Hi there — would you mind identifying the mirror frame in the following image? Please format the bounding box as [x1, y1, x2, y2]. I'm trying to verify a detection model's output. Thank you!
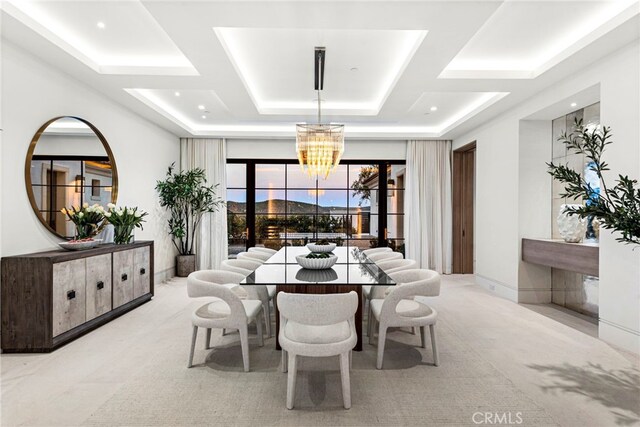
[24, 116, 119, 240]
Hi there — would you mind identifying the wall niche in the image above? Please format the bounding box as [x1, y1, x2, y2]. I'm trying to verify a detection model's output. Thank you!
[550, 102, 600, 318]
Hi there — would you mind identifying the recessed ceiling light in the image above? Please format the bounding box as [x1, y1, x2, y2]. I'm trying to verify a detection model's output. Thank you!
[201, 115, 207, 119]
[570, 102, 577, 107]
[430, 106, 438, 111]
[174, 91, 180, 97]
[96, 22, 105, 29]
[198, 105, 205, 110]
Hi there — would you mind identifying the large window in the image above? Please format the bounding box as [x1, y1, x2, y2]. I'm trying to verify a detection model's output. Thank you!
[226, 160, 405, 257]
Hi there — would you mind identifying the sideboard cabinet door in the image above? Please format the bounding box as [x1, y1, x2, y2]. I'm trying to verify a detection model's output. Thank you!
[52, 259, 87, 337]
[133, 247, 151, 299]
[113, 250, 134, 308]
[86, 254, 112, 320]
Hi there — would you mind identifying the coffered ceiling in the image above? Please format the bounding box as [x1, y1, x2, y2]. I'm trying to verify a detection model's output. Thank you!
[2, 0, 638, 139]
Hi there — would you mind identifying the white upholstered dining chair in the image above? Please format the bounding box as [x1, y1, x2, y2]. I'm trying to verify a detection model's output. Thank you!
[363, 258, 418, 337]
[278, 292, 358, 409]
[238, 251, 271, 263]
[367, 251, 403, 263]
[220, 259, 262, 275]
[376, 258, 418, 275]
[362, 247, 392, 256]
[220, 259, 276, 337]
[369, 269, 440, 369]
[249, 247, 278, 256]
[187, 270, 264, 371]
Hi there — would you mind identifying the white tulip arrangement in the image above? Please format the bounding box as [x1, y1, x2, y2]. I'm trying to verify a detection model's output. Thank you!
[60, 203, 106, 240]
[105, 204, 148, 244]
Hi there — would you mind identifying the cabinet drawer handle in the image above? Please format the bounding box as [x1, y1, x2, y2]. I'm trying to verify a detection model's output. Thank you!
[97, 281, 104, 290]
[140, 268, 146, 275]
[121, 273, 128, 281]
[67, 290, 76, 300]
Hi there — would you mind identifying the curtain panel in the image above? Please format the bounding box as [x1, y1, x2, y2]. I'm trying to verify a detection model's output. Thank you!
[180, 138, 228, 269]
[405, 140, 453, 274]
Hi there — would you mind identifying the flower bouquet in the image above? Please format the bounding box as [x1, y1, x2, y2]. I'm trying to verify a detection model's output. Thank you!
[60, 203, 106, 240]
[105, 204, 148, 244]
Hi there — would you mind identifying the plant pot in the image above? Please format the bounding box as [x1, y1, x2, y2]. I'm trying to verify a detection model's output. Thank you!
[176, 254, 196, 277]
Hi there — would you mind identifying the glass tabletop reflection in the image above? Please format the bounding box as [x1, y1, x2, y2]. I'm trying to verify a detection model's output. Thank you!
[241, 246, 395, 286]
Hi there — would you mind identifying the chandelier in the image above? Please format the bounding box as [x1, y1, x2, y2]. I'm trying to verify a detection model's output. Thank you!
[296, 47, 344, 179]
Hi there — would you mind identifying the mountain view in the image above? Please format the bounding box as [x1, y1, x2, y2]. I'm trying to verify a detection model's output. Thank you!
[227, 199, 370, 215]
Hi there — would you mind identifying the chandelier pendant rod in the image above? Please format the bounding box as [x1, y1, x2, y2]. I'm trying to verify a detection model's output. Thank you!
[318, 88, 321, 124]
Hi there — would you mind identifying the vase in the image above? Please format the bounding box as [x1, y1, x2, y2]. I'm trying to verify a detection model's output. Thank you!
[557, 204, 587, 243]
[176, 254, 196, 277]
[75, 224, 96, 240]
[113, 225, 135, 244]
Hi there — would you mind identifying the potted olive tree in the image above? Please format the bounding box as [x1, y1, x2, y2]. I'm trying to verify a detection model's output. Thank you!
[548, 119, 640, 245]
[156, 164, 224, 276]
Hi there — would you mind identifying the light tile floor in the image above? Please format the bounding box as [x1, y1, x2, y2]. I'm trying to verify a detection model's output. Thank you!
[1, 275, 638, 426]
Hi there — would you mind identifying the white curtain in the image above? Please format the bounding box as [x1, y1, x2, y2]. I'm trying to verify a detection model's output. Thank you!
[405, 140, 452, 274]
[180, 138, 228, 269]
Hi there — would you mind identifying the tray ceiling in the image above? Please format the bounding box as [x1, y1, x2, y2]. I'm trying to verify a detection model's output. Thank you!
[2, 0, 638, 139]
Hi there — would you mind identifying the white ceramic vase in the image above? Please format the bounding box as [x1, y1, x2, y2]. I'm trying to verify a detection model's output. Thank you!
[557, 204, 587, 243]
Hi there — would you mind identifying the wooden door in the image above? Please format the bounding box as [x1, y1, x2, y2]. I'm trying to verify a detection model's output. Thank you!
[86, 254, 112, 320]
[453, 142, 475, 274]
[52, 259, 86, 336]
[113, 250, 134, 308]
[133, 247, 150, 299]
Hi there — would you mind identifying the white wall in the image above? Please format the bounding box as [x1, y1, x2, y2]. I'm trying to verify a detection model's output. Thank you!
[453, 41, 640, 353]
[227, 139, 407, 160]
[517, 121, 552, 303]
[1, 42, 180, 281]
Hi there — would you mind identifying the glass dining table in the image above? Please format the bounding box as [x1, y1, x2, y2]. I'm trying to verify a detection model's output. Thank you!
[241, 246, 396, 351]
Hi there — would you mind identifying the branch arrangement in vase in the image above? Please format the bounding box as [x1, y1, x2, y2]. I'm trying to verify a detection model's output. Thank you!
[60, 203, 106, 240]
[547, 119, 640, 245]
[155, 163, 225, 255]
[105, 204, 148, 244]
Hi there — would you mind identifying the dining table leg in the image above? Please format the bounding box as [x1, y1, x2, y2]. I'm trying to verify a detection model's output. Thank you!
[274, 284, 363, 351]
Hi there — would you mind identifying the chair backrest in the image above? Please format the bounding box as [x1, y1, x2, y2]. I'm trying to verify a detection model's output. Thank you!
[220, 262, 251, 276]
[387, 268, 440, 297]
[238, 251, 270, 262]
[362, 247, 392, 256]
[277, 292, 358, 326]
[249, 247, 278, 255]
[368, 251, 403, 263]
[381, 269, 440, 321]
[219, 260, 269, 302]
[376, 258, 417, 274]
[187, 270, 247, 320]
[221, 259, 261, 276]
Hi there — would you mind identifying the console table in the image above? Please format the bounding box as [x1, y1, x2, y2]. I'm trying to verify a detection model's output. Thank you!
[521, 238, 599, 276]
[1, 241, 154, 352]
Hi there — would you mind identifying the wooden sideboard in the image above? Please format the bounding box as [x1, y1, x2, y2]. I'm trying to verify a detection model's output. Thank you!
[1, 241, 154, 352]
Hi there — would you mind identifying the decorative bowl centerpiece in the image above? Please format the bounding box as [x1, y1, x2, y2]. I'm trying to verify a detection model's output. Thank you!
[296, 252, 338, 270]
[59, 238, 103, 251]
[306, 239, 336, 253]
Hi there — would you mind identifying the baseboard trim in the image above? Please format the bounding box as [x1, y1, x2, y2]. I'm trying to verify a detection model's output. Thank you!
[154, 266, 175, 284]
[475, 274, 518, 302]
[599, 318, 640, 354]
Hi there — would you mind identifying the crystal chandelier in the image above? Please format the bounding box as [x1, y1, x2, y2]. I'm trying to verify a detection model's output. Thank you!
[296, 47, 344, 179]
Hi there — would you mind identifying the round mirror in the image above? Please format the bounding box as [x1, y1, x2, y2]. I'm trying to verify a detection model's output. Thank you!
[25, 117, 118, 239]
